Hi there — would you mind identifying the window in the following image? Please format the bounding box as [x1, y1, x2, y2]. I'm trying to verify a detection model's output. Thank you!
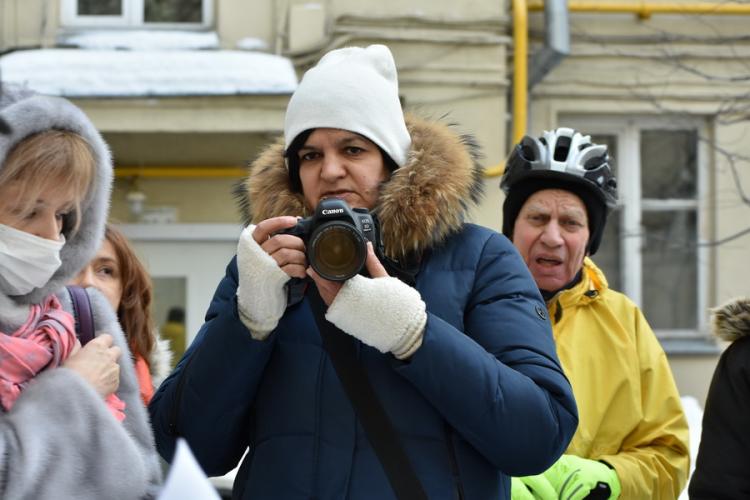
[61, 0, 212, 28]
[563, 116, 709, 337]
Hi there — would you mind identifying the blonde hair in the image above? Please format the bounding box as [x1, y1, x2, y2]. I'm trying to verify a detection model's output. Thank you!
[0, 130, 95, 233]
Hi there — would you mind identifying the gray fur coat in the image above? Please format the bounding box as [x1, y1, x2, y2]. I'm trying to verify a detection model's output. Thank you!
[0, 85, 162, 499]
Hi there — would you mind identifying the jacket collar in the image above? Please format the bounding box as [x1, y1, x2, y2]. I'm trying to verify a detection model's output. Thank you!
[235, 114, 485, 263]
[548, 258, 608, 322]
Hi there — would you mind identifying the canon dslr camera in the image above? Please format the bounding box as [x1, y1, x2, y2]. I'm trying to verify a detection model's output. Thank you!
[280, 198, 383, 281]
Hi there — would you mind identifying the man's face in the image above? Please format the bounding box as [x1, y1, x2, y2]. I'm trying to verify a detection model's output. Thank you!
[512, 188, 590, 292]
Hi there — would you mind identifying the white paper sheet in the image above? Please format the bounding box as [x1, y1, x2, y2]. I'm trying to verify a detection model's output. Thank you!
[157, 438, 220, 500]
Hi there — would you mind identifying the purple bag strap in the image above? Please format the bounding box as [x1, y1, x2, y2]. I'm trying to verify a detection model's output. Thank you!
[66, 285, 95, 345]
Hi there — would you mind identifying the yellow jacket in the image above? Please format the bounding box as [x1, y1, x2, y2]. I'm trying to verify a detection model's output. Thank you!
[548, 258, 689, 499]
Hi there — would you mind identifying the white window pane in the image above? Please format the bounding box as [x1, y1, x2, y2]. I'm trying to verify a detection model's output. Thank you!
[78, 0, 122, 15]
[641, 130, 697, 199]
[144, 0, 203, 23]
[641, 210, 698, 329]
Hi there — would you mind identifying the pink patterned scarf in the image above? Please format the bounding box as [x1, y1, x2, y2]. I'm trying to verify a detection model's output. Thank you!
[0, 295, 126, 421]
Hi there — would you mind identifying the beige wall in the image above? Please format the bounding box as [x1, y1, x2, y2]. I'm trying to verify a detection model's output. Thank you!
[713, 121, 750, 302]
[217, 0, 274, 50]
[110, 177, 240, 223]
[0, 0, 58, 50]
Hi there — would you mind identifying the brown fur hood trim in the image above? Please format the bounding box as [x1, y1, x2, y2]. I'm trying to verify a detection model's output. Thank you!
[235, 115, 484, 262]
[711, 297, 750, 342]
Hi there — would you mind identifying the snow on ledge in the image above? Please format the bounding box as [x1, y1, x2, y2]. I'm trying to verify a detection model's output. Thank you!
[58, 30, 221, 50]
[0, 49, 297, 97]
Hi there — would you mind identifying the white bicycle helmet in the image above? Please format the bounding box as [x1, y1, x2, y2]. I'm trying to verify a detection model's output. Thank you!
[501, 127, 617, 209]
[500, 128, 618, 255]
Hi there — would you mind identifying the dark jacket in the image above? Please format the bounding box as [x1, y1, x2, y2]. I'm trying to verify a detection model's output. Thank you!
[150, 116, 578, 499]
[690, 297, 750, 499]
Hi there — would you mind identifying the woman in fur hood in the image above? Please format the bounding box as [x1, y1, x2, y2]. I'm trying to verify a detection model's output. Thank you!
[689, 297, 750, 499]
[0, 85, 161, 499]
[150, 44, 577, 499]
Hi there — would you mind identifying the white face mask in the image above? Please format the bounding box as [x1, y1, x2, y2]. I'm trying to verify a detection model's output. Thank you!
[0, 224, 65, 296]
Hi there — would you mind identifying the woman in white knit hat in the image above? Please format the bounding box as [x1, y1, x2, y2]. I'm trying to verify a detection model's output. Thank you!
[0, 84, 161, 499]
[150, 44, 577, 499]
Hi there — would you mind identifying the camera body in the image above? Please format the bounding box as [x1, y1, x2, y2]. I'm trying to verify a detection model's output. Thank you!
[280, 198, 383, 281]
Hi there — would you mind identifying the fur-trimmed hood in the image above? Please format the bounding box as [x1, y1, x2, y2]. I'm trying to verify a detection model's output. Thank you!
[149, 332, 174, 390]
[236, 115, 484, 262]
[0, 85, 111, 327]
[711, 297, 750, 342]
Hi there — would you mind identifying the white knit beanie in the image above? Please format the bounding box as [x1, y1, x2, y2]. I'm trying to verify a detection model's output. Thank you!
[284, 44, 411, 169]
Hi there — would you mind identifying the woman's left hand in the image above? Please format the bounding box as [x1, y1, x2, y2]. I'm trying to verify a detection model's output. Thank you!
[307, 242, 387, 305]
[315, 242, 427, 359]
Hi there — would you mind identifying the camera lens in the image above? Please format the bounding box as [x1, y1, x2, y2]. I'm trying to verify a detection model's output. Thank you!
[309, 222, 366, 281]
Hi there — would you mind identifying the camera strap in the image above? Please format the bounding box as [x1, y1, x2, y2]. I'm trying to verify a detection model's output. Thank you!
[307, 287, 428, 500]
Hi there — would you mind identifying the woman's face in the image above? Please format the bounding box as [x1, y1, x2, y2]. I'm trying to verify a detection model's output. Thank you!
[0, 180, 73, 241]
[71, 239, 123, 312]
[297, 128, 389, 211]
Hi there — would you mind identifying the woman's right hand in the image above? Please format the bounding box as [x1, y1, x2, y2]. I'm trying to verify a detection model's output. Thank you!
[63, 334, 122, 398]
[252, 216, 308, 279]
[236, 217, 304, 339]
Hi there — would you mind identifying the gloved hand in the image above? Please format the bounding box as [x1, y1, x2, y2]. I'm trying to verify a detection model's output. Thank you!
[236, 224, 291, 340]
[324, 273, 427, 359]
[511, 475, 556, 500]
[543, 455, 621, 500]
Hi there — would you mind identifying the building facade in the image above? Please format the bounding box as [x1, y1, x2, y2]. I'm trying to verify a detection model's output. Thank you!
[3, 0, 749, 405]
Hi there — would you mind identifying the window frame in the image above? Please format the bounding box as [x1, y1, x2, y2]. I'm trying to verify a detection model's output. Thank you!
[562, 115, 710, 338]
[60, 0, 213, 29]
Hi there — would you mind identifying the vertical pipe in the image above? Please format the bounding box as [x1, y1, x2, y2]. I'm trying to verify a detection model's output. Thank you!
[483, 0, 528, 177]
[512, 0, 529, 144]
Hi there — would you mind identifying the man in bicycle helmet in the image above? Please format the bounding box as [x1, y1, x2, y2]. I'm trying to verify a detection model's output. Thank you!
[502, 128, 689, 500]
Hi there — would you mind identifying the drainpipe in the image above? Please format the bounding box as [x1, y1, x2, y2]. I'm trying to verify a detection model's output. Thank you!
[487, 0, 569, 178]
[529, 0, 570, 88]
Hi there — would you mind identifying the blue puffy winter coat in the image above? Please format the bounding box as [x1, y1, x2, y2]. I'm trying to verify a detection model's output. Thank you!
[150, 116, 577, 499]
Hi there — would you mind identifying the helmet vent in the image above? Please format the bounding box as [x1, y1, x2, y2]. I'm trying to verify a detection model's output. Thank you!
[553, 136, 571, 161]
[584, 155, 606, 170]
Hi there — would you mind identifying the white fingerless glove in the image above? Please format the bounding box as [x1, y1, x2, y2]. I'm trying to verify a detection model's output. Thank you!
[236, 225, 290, 340]
[325, 275, 427, 360]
